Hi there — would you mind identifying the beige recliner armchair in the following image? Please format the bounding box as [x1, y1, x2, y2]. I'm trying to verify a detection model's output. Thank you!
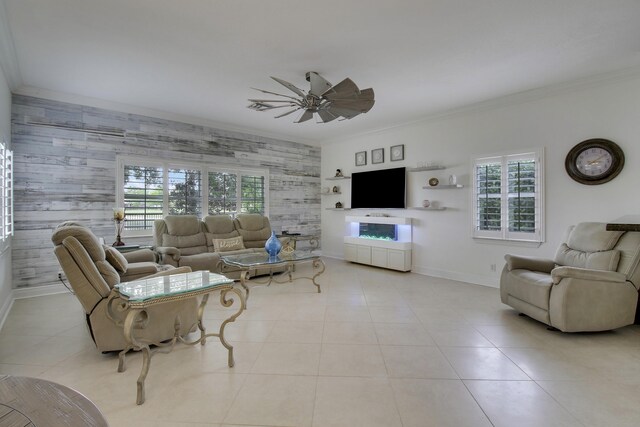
[500, 222, 640, 332]
[52, 223, 197, 352]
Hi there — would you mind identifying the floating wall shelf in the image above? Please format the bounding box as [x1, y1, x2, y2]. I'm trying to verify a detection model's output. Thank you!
[325, 176, 351, 180]
[422, 184, 464, 189]
[407, 166, 446, 172]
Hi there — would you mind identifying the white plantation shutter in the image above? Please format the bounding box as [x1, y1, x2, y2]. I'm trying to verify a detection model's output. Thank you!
[0, 141, 12, 241]
[473, 149, 544, 242]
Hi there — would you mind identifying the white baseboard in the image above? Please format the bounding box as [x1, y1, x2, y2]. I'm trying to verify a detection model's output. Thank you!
[12, 283, 69, 300]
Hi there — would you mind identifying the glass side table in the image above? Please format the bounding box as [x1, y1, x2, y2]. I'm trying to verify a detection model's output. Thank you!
[108, 271, 244, 405]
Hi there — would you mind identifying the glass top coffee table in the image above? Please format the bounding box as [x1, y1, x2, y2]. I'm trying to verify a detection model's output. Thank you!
[109, 271, 244, 405]
[221, 251, 325, 303]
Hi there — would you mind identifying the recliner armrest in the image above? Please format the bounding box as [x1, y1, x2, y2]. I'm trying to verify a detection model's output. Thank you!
[551, 266, 627, 285]
[156, 246, 181, 261]
[504, 254, 555, 273]
[122, 248, 156, 263]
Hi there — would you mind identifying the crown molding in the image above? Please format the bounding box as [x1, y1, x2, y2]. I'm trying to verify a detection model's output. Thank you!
[322, 65, 640, 145]
[0, 0, 22, 90]
[12, 85, 320, 147]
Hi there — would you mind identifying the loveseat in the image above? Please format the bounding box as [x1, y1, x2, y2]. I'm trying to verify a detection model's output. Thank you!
[153, 214, 286, 278]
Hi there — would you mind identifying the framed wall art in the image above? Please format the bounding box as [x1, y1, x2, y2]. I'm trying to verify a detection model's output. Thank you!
[355, 151, 367, 166]
[390, 144, 404, 161]
[372, 148, 384, 164]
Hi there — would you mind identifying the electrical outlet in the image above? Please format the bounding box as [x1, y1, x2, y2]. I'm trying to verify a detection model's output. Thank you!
[490, 264, 497, 272]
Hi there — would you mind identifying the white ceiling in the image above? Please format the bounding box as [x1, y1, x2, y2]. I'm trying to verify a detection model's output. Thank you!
[3, 0, 640, 145]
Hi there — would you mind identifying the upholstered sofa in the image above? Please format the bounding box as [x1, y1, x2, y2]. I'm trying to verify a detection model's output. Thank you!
[52, 222, 196, 352]
[153, 214, 285, 278]
[500, 222, 640, 332]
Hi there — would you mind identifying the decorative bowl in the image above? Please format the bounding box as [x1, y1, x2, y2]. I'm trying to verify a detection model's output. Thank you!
[428, 177, 439, 186]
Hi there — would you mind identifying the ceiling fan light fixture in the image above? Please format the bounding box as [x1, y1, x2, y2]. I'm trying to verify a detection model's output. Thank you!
[248, 71, 374, 123]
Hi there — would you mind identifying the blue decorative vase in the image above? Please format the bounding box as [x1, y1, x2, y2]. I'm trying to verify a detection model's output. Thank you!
[265, 231, 282, 257]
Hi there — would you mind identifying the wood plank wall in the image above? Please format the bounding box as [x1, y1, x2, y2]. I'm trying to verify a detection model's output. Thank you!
[12, 95, 321, 289]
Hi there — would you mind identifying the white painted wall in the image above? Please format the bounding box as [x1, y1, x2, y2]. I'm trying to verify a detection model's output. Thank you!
[0, 63, 12, 320]
[321, 74, 640, 287]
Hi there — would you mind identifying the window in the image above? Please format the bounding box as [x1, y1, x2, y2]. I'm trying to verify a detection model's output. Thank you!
[0, 140, 12, 241]
[117, 157, 268, 235]
[472, 149, 544, 242]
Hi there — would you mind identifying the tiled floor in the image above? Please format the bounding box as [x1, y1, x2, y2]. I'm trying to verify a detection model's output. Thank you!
[2, 258, 640, 426]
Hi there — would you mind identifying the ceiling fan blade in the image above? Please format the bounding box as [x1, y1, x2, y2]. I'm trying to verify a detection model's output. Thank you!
[251, 87, 299, 101]
[271, 76, 306, 97]
[329, 98, 375, 113]
[274, 107, 301, 119]
[308, 72, 333, 97]
[248, 102, 301, 111]
[326, 106, 363, 119]
[322, 78, 360, 100]
[295, 109, 314, 123]
[316, 109, 338, 123]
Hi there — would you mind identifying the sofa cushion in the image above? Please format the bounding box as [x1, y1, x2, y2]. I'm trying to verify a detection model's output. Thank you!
[504, 269, 553, 310]
[121, 262, 161, 282]
[204, 215, 236, 234]
[104, 246, 129, 272]
[554, 244, 621, 271]
[567, 222, 625, 252]
[213, 236, 245, 252]
[235, 214, 268, 231]
[162, 232, 208, 255]
[164, 215, 201, 236]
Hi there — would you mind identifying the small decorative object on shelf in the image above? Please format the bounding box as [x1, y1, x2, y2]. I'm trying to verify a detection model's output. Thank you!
[422, 200, 431, 208]
[448, 174, 457, 185]
[112, 207, 126, 246]
[428, 177, 439, 186]
[335, 201, 343, 208]
[322, 186, 330, 194]
[332, 186, 339, 193]
[335, 169, 343, 177]
[265, 230, 282, 257]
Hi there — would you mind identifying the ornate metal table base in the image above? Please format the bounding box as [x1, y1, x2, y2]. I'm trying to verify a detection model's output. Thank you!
[110, 286, 244, 405]
[239, 258, 325, 304]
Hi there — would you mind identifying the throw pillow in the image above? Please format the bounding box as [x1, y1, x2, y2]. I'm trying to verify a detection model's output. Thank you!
[104, 246, 129, 272]
[212, 236, 245, 252]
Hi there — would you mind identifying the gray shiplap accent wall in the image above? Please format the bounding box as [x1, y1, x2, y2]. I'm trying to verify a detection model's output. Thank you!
[12, 95, 321, 288]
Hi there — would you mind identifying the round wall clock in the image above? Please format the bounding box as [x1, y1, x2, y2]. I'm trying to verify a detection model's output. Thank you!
[565, 138, 624, 185]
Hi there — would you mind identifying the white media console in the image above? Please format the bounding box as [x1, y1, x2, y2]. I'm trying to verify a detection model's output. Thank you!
[343, 216, 412, 271]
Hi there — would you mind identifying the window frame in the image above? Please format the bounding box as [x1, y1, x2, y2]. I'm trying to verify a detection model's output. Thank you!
[472, 148, 544, 243]
[0, 138, 13, 246]
[116, 156, 269, 237]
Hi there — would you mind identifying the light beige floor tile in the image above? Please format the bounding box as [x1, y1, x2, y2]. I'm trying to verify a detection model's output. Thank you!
[441, 347, 530, 380]
[538, 380, 640, 427]
[391, 378, 492, 427]
[368, 306, 419, 323]
[411, 306, 469, 326]
[373, 322, 435, 346]
[0, 333, 50, 361]
[324, 305, 371, 322]
[223, 320, 276, 342]
[500, 346, 597, 381]
[313, 376, 403, 427]
[0, 363, 49, 376]
[465, 380, 583, 427]
[363, 291, 409, 307]
[325, 291, 367, 306]
[322, 321, 377, 344]
[475, 324, 549, 348]
[279, 303, 327, 321]
[0, 334, 95, 365]
[427, 325, 495, 347]
[230, 304, 284, 321]
[224, 374, 316, 427]
[251, 342, 321, 375]
[319, 344, 387, 377]
[381, 345, 458, 379]
[265, 320, 324, 343]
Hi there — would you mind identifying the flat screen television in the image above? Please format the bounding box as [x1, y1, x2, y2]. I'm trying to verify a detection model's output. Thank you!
[351, 167, 406, 209]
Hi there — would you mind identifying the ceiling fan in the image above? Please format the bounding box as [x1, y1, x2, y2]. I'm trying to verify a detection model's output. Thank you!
[248, 72, 375, 123]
